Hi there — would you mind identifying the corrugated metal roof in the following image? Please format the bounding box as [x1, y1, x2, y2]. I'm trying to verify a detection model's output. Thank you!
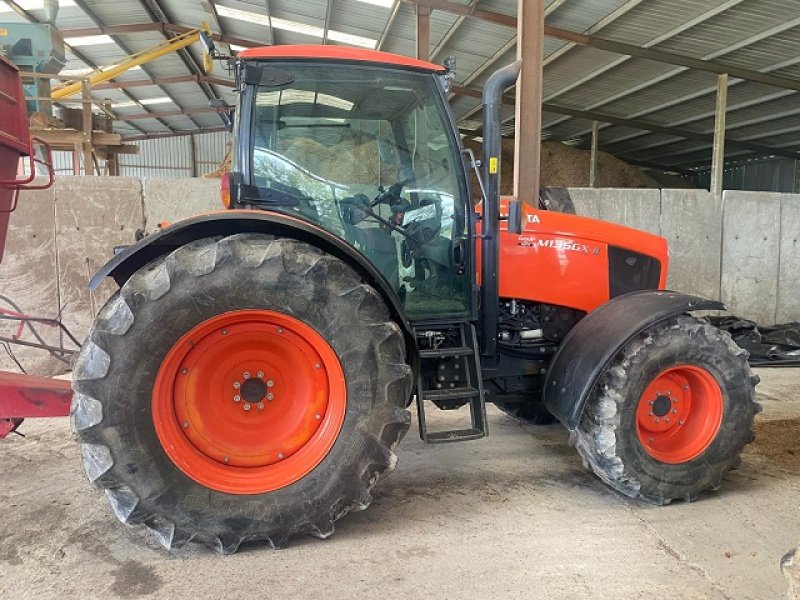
[2, 0, 798, 171]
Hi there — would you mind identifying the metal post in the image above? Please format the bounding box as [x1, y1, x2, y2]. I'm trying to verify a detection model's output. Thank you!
[589, 120, 599, 187]
[190, 134, 198, 178]
[513, 0, 545, 206]
[81, 80, 94, 176]
[415, 4, 431, 167]
[104, 100, 119, 176]
[416, 4, 431, 62]
[710, 73, 729, 197]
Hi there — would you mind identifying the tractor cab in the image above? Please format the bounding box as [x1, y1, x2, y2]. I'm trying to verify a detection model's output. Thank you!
[232, 47, 472, 321]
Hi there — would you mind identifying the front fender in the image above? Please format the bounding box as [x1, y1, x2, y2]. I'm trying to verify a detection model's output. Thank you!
[543, 290, 725, 430]
[89, 210, 414, 350]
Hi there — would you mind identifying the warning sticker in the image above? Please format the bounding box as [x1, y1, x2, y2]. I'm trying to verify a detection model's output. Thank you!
[489, 156, 498, 174]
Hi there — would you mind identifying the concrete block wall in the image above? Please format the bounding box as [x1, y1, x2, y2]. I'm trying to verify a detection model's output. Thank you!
[569, 188, 798, 324]
[0, 177, 219, 375]
[721, 191, 800, 325]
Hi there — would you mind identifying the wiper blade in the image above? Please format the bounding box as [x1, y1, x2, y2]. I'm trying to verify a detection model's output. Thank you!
[240, 183, 302, 206]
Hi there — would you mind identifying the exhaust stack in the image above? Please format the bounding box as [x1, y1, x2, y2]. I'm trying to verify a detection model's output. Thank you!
[480, 59, 521, 360]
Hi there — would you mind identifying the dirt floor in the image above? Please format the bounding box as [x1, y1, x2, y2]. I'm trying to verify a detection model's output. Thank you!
[1, 368, 799, 599]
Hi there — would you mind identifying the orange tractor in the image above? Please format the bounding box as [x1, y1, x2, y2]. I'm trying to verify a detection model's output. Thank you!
[3, 46, 758, 553]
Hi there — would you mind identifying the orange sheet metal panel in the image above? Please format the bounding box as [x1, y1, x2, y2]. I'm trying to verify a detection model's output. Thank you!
[477, 199, 669, 314]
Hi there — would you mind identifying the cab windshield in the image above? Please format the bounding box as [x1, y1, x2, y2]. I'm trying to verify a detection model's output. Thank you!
[247, 61, 469, 319]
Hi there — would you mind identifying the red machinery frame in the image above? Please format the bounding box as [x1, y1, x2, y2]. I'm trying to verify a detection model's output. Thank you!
[0, 55, 71, 439]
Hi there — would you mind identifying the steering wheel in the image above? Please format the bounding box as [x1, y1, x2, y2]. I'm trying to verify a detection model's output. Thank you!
[372, 176, 415, 209]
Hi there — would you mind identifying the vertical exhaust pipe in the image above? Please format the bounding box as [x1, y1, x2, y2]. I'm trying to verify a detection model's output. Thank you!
[480, 59, 521, 360]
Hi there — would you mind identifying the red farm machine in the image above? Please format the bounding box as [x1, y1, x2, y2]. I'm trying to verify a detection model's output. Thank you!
[1, 45, 759, 554]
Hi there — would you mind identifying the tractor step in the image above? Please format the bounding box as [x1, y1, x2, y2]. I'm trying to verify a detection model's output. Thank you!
[421, 386, 479, 401]
[418, 346, 473, 358]
[426, 428, 485, 443]
[414, 323, 487, 444]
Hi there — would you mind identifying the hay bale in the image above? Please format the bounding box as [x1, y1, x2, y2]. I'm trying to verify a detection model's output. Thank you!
[463, 138, 687, 196]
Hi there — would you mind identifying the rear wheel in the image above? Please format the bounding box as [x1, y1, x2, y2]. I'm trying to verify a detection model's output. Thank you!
[574, 315, 759, 504]
[71, 234, 412, 553]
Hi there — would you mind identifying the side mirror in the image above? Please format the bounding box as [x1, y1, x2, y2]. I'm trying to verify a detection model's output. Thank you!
[199, 30, 218, 58]
[507, 198, 523, 235]
[209, 98, 233, 130]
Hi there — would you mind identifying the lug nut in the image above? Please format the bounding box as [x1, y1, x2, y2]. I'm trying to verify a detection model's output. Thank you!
[267, 393, 274, 401]
[257, 402, 264, 410]
[233, 382, 240, 389]
[257, 371, 264, 379]
[666, 391, 671, 396]
[266, 380, 274, 388]
[649, 411, 654, 416]
[243, 404, 251, 411]
[655, 418, 660, 423]
[234, 395, 241, 402]
[672, 409, 678, 414]
[243, 371, 250, 379]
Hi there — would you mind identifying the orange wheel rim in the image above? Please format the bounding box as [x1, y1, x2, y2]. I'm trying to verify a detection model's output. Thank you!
[152, 310, 347, 495]
[635, 365, 723, 464]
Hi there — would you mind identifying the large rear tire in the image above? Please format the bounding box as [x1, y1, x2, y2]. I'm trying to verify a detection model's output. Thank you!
[71, 234, 412, 553]
[573, 315, 759, 504]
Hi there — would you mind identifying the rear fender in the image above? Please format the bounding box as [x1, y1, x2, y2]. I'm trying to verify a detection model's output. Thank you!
[89, 210, 415, 357]
[543, 290, 725, 430]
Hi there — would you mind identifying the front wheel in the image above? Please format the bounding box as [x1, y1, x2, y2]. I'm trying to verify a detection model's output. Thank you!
[71, 234, 413, 553]
[574, 315, 759, 504]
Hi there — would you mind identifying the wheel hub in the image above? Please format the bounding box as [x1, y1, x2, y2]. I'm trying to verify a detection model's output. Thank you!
[635, 365, 724, 464]
[239, 376, 268, 403]
[152, 310, 347, 494]
[651, 394, 672, 417]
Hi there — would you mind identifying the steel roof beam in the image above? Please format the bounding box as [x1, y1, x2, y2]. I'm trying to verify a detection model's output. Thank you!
[125, 126, 230, 141]
[540, 0, 745, 123]
[116, 106, 219, 122]
[70, 0, 201, 130]
[377, 1, 403, 51]
[448, 84, 800, 161]
[264, 0, 276, 45]
[402, 0, 800, 92]
[137, 0, 216, 103]
[554, 16, 800, 142]
[61, 22, 261, 50]
[454, 0, 661, 126]
[93, 75, 234, 90]
[429, 0, 480, 64]
[323, 0, 333, 44]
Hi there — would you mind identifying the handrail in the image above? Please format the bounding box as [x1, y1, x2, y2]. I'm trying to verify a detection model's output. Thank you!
[0, 137, 55, 213]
